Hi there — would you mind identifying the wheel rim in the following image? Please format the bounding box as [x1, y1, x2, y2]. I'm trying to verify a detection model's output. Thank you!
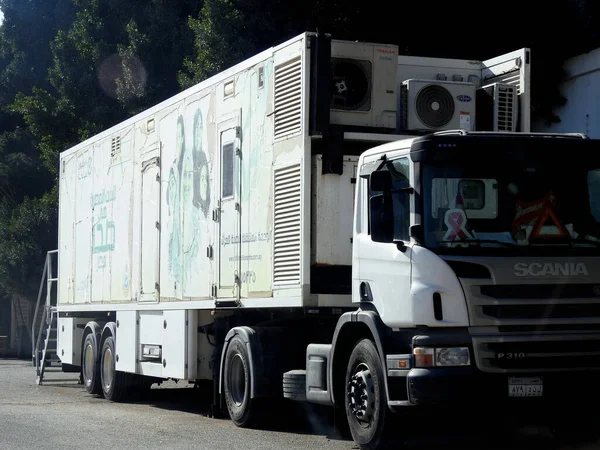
[102, 345, 114, 391]
[347, 362, 375, 426]
[83, 342, 94, 385]
[229, 354, 246, 406]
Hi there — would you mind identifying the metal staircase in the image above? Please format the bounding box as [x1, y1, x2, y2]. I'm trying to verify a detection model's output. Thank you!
[32, 250, 61, 385]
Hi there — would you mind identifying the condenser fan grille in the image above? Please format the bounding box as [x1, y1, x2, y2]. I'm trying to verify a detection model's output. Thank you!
[330, 58, 372, 112]
[415, 84, 455, 128]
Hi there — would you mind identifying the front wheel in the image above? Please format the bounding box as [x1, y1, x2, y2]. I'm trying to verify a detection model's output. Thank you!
[100, 336, 130, 402]
[223, 335, 259, 427]
[345, 339, 387, 450]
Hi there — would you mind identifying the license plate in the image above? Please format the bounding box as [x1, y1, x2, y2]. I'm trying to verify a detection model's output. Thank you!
[508, 376, 543, 397]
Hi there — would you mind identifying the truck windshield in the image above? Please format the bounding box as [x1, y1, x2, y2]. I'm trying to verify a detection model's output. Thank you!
[421, 160, 600, 255]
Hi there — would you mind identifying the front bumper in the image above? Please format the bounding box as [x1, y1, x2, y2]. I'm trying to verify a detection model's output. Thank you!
[388, 366, 600, 411]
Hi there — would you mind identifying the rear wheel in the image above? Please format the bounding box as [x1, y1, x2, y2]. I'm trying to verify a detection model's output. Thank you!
[345, 339, 387, 450]
[82, 332, 102, 395]
[100, 335, 130, 402]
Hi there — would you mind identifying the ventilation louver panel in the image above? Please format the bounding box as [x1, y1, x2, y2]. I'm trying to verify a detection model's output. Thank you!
[274, 57, 302, 139]
[111, 136, 121, 157]
[273, 164, 302, 286]
[484, 70, 521, 95]
[495, 84, 517, 131]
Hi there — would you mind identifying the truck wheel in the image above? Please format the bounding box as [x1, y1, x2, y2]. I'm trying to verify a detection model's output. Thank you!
[100, 336, 130, 402]
[223, 335, 259, 427]
[345, 339, 387, 450]
[82, 333, 102, 395]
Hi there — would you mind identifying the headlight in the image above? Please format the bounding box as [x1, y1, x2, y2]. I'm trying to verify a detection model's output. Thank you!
[435, 347, 470, 366]
[414, 347, 471, 367]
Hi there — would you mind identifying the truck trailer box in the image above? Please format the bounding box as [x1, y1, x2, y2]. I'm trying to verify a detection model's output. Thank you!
[57, 33, 365, 311]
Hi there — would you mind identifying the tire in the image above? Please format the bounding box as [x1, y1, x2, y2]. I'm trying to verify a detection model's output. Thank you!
[345, 339, 387, 450]
[82, 332, 102, 395]
[100, 336, 131, 402]
[223, 335, 259, 427]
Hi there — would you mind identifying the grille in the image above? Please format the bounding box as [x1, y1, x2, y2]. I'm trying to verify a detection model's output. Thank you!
[453, 263, 600, 373]
[461, 278, 600, 328]
[495, 84, 517, 132]
[272, 164, 302, 285]
[474, 335, 600, 372]
[274, 57, 302, 139]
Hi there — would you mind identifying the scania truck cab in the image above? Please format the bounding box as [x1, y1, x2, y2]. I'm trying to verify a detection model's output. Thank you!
[337, 130, 600, 446]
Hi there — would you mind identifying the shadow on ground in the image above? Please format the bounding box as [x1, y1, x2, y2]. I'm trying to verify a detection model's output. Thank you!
[24, 361, 599, 450]
[104, 383, 599, 450]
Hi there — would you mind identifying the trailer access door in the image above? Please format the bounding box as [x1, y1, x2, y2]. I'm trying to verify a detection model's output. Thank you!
[215, 113, 242, 301]
[139, 148, 161, 302]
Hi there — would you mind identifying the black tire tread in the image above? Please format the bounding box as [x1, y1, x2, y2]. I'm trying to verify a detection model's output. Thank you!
[345, 338, 387, 450]
[101, 335, 131, 402]
[224, 337, 257, 428]
[82, 332, 102, 395]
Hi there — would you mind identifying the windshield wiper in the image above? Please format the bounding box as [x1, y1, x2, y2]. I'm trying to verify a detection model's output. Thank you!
[438, 239, 517, 248]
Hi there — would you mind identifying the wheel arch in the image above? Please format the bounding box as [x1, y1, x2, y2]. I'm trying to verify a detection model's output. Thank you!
[100, 321, 117, 347]
[81, 321, 102, 359]
[218, 326, 262, 400]
[329, 309, 390, 407]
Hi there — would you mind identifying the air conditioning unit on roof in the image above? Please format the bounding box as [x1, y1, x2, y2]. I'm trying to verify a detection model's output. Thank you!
[401, 79, 476, 132]
[476, 82, 518, 132]
[329, 40, 398, 129]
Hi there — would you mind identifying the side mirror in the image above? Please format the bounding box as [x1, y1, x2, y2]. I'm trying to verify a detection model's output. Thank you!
[370, 194, 394, 243]
[369, 170, 392, 192]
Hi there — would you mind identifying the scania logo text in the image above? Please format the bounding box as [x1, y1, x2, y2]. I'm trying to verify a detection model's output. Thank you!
[513, 262, 588, 277]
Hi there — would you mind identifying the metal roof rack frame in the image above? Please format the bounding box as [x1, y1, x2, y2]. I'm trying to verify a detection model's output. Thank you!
[431, 130, 589, 139]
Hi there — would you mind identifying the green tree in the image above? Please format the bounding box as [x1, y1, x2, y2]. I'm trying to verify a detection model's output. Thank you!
[0, 193, 57, 299]
[0, 0, 71, 305]
[12, 0, 201, 175]
[179, 0, 305, 88]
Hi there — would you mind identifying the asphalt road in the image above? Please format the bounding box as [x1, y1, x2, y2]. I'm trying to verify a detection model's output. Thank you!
[0, 359, 597, 450]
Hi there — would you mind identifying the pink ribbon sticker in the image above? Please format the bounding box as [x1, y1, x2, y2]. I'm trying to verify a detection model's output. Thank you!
[443, 209, 474, 241]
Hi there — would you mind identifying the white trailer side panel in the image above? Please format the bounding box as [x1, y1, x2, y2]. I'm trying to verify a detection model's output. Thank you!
[74, 146, 94, 304]
[58, 33, 309, 308]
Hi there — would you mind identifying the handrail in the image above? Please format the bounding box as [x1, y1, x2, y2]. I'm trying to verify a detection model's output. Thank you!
[32, 250, 58, 374]
[32, 256, 48, 366]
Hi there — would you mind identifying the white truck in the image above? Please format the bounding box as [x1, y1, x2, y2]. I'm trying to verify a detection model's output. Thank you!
[32, 31, 600, 449]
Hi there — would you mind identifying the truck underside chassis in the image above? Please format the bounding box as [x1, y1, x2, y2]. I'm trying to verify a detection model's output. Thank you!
[63, 308, 600, 448]
[68, 308, 342, 407]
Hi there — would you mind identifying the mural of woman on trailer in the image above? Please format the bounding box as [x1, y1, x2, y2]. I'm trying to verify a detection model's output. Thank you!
[165, 101, 212, 296]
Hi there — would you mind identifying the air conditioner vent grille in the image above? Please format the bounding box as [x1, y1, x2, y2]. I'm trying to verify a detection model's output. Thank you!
[496, 84, 517, 132]
[415, 84, 455, 128]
